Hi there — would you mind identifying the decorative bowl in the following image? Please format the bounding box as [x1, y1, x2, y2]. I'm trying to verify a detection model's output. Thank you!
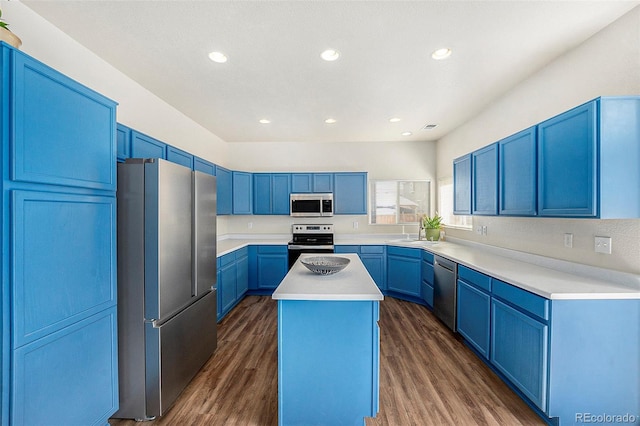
[300, 256, 350, 275]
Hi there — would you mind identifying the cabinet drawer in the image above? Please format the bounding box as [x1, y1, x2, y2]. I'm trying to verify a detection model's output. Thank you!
[257, 245, 287, 254]
[219, 252, 236, 267]
[458, 265, 492, 293]
[492, 280, 549, 321]
[235, 246, 249, 258]
[360, 245, 385, 254]
[387, 246, 420, 258]
[421, 251, 434, 264]
[335, 245, 359, 254]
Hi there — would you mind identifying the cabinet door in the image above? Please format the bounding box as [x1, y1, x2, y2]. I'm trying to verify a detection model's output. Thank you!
[334, 172, 367, 214]
[13, 52, 117, 190]
[253, 173, 272, 215]
[166, 146, 194, 169]
[538, 101, 597, 217]
[453, 154, 472, 215]
[457, 281, 491, 359]
[215, 166, 232, 215]
[491, 299, 548, 411]
[232, 171, 253, 214]
[472, 143, 498, 215]
[219, 263, 237, 315]
[499, 127, 537, 216]
[236, 254, 249, 298]
[193, 157, 216, 176]
[116, 123, 131, 162]
[291, 173, 312, 193]
[387, 248, 421, 297]
[272, 174, 291, 214]
[361, 253, 386, 291]
[256, 248, 289, 290]
[131, 131, 167, 159]
[313, 173, 334, 192]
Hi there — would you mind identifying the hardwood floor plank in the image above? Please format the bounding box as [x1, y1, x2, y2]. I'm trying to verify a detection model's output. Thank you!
[109, 295, 545, 426]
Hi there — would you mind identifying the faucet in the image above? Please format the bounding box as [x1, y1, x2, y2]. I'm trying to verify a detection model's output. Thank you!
[418, 221, 424, 241]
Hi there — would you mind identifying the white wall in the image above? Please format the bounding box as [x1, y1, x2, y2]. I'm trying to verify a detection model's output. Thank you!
[436, 6, 640, 274]
[4, 2, 229, 165]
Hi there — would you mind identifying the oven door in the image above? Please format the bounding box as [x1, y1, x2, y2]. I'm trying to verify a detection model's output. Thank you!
[288, 245, 334, 269]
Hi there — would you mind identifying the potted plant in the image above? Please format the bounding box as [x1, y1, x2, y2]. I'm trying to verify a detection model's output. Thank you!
[421, 213, 443, 241]
[0, 7, 22, 49]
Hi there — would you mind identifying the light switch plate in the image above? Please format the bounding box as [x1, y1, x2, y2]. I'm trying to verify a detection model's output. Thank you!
[594, 236, 612, 254]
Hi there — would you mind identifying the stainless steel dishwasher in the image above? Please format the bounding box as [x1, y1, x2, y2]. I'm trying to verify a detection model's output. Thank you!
[433, 255, 458, 331]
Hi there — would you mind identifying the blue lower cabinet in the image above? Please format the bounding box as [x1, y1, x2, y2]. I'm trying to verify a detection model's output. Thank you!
[236, 250, 249, 298]
[457, 281, 491, 359]
[217, 248, 250, 321]
[491, 298, 548, 412]
[360, 246, 386, 291]
[387, 246, 421, 299]
[253, 246, 288, 291]
[11, 307, 118, 426]
[421, 251, 434, 307]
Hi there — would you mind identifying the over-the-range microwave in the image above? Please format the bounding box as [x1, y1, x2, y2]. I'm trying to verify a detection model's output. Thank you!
[290, 193, 333, 217]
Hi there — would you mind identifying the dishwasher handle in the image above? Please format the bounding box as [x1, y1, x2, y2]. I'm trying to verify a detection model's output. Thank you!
[434, 255, 456, 273]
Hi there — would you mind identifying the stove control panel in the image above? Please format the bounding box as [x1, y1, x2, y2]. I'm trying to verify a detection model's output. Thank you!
[292, 224, 334, 234]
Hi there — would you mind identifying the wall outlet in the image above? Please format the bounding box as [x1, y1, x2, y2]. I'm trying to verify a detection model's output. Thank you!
[247, 222, 253, 230]
[482, 226, 487, 235]
[594, 236, 612, 254]
[564, 233, 573, 248]
[353, 221, 359, 229]
[476, 226, 482, 235]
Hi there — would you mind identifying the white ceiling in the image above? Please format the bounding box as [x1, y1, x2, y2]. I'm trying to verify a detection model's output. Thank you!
[22, 1, 640, 144]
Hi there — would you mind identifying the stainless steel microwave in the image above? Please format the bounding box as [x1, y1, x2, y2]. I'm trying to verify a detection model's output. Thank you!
[290, 193, 333, 217]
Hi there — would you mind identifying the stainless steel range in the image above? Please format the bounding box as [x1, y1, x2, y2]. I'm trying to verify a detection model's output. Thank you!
[287, 224, 334, 269]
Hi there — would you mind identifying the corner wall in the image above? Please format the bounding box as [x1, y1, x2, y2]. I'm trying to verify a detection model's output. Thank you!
[436, 7, 640, 274]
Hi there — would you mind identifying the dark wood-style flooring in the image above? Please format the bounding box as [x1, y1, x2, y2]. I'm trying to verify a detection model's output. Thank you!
[110, 296, 545, 425]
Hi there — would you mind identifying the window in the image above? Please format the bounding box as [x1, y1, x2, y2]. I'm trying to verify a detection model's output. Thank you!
[438, 177, 472, 229]
[369, 180, 430, 224]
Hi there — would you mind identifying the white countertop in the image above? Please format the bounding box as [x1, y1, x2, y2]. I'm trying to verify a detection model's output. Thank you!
[272, 253, 384, 301]
[217, 235, 640, 300]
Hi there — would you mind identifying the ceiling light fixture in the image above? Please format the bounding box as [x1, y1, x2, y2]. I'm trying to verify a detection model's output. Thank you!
[389, 117, 401, 123]
[401, 131, 412, 136]
[259, 119, 271, 124]
[324, 118, 337, 124]
[208, 51, 228, 63]
[431, 48, 452, 60]
[321, 49, 340, 61]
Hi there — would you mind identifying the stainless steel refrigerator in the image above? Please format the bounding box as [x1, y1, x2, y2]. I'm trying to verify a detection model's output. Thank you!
[114, 158, 217, 420]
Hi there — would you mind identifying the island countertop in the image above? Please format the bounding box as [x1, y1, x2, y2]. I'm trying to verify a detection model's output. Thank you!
[272, 253, 384, 301]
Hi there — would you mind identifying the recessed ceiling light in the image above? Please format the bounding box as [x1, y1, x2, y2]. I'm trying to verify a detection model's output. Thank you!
[321, 49, 340, 61]
[389, 117, 401, 123]
[208, 51, 228, 63]
[431, 48, 452, 60]
[401, 131, 412, 136]
[324, 118, 337, 124]
[259, 119, 271, 124]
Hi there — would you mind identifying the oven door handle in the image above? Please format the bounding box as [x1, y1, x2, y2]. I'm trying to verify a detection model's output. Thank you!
[288, 245, 335, 250]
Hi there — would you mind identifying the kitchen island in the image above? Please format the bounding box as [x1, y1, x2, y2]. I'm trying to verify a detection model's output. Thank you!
[272, 253, 383, 426]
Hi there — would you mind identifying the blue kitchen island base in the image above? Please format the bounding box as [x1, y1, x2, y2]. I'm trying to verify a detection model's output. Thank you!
[277, 299, 380, 426]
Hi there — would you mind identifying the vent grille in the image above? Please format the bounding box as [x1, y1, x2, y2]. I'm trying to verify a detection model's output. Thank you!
[421, 124, 438, 130]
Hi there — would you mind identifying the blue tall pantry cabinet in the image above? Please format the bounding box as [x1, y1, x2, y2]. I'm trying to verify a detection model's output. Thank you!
[1, 43, 118, 425]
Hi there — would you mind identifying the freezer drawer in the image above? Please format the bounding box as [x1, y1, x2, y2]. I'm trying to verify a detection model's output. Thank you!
[145, 290, 217, 417]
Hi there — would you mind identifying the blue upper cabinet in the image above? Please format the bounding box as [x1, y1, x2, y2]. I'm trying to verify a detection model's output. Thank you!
[166, 146, 194, 169]
[11, 49, 117, 191]
[453, 154, 472, 215]
[538, 96, 640, 218]
[471, 143, 498, 215]
[193, 157, 216, 176]
[291, 173, 312, 192]
[216, 166, 232, 215]
[499, 127, 537, 216]
[253, 173, 291, 215]
[334, 172, 367, 215]
[116, 123, 131, 163]
[538, 101, 597, 217]
[232, 171, 253, 215]
[131, 130, 167, 159]
[313, 173, 333, 192]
